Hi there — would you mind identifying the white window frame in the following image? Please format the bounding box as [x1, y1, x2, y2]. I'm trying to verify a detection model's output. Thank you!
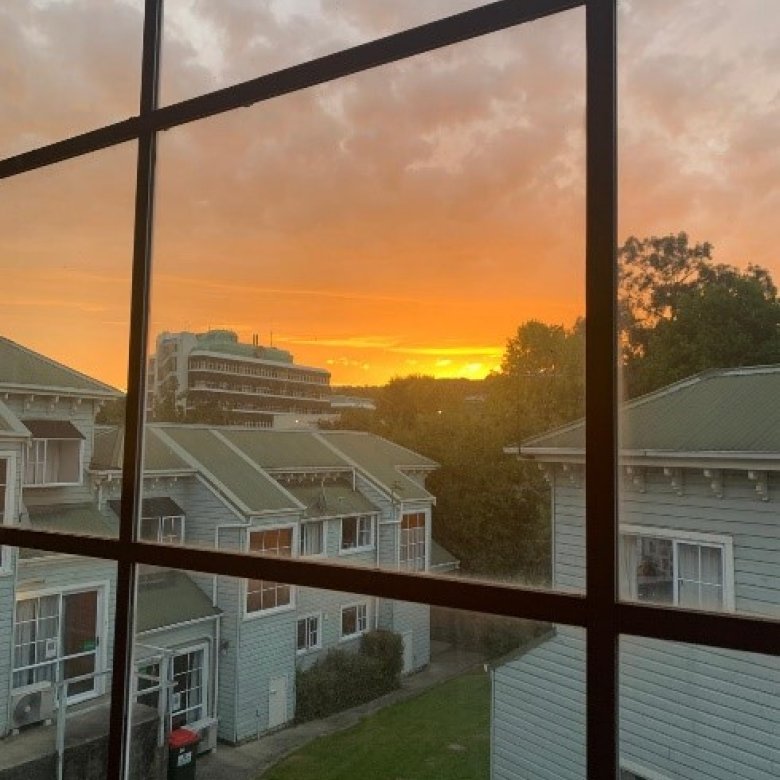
[23, 438, 84, 487]
[339, 514, 375, 554]
[620, 525, 735, 612]
[12, 581, 109, 705]
[140, 514, 185, 544]
[170, 642, 209, 729]
[400, 511, 427, 572]
[299, 520, 325, 557]
[340, 602, 369, 640]
[296, 612, 322, 654]
[244, 523, 297, 618]
[0, 452, 17, 573]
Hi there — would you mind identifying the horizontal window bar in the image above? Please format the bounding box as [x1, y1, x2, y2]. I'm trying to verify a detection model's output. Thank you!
[0, 525, 585, 625]
[4, 526, 779, 654]
[0, 0, 583, 181]
[617, 602, 780, 657]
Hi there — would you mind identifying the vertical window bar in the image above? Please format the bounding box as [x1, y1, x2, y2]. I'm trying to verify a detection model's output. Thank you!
[585, 0, 618, 778]
[107, 0, 163, 777]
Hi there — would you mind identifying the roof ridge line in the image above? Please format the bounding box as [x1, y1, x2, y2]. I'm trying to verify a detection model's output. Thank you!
[0, 336, 122, 396]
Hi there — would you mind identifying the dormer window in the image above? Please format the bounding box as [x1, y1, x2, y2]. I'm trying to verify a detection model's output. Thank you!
[23, 420, 84, 486]
[108, 497, 185, 544]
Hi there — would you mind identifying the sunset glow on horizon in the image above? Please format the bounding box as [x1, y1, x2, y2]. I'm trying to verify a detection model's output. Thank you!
[2, 1, 779, 390]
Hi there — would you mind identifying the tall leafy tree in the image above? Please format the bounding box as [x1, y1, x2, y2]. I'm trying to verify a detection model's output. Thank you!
[619, 232, 780, 396]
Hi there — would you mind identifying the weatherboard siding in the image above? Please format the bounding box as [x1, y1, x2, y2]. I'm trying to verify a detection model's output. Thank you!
[492, 630, 780, 780]
[492, 467, 780, 779]
[552, 469, 780, 615]
[492, 627, 586, 780]
[620, 635, 780, 780]
[235, 607, 297, 742]
[386, 600, 430, 672]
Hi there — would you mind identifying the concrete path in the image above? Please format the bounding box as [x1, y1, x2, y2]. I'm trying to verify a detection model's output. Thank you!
[196, 644, 483, 780]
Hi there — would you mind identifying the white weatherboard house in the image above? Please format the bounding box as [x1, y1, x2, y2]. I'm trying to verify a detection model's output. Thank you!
[493, 366, 780, 780]
[0, 336, 436, 761]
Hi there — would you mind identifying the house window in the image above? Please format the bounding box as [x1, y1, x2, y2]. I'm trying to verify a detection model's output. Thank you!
[297, 614, 321, 652]
[620, 529, 731, 611]
[24, 439, 82, 486]
[299, 521, 324, 556]
[13, 588, 102, 702]
[246, 527, 294, 613]
[400, 512, 426, 571]
[171, 646, 207, 729]
[341, 603, 368, 639]
[140, 515, 185, 544]
[340, 515, 373, 552]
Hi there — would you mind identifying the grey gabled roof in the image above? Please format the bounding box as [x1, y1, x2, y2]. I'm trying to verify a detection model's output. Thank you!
[0, 337, 121, 398]
[287, 481, 380, 519]
[136, 569, 220, 633]
[156, 426, 300, 514]
[520, 365, 780, 458]
[221, 429, 348, 470]
[317, 431, 437, 501]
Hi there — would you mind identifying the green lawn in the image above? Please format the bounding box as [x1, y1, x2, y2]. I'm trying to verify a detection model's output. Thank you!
[260, 671, 491, 780]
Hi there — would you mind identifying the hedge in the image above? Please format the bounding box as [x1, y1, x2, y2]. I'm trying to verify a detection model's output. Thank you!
[295, 629, 403, 723]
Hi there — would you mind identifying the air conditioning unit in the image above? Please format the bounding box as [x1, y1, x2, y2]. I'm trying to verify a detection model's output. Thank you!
[10, 682, 56, 731]
[186, 717, 218, 754]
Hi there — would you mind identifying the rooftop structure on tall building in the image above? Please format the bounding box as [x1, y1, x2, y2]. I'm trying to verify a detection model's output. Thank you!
[148, 329, 331, 427]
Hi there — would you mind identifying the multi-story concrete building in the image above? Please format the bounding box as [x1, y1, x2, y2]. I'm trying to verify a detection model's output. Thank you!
[492, 366, 780, 780]
[0, 337, 435, 769]
[148, 329, 331, 427]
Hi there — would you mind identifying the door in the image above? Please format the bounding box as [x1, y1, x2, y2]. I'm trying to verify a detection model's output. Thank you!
[268, 675, 288, 729]
[402, 631, 414, 674]
[61, 590, 100, 699]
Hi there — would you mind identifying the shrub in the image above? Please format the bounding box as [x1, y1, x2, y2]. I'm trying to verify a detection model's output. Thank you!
[295, 630, 403, 723]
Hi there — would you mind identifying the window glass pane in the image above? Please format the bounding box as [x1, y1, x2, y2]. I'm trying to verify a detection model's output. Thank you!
[161, 0, 495, 106]
[620, 636, 780, 780]
[0, 145, 136, 554]
[618, 0, 780, 618]
[0, 1, 144, 158]
[145, 9, 586, 599]
[130, 565, 583, 778]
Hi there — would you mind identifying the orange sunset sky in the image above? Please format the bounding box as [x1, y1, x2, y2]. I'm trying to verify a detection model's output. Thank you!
[1, 0, 779, 390]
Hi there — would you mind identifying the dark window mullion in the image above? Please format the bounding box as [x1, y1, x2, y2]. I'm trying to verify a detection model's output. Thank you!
[107, 1, 163, 777]
[585, 0, 619, 778]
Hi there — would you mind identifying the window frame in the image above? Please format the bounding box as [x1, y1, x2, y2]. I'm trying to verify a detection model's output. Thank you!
[400, 511, 427, 571]
[140, 514, 185, 545]
[0, 2, 777, 778]
[23, 437, 84, 487]
[12, 581, 109, 705]
[620, 525, 735, 612]
[244, 524, 296, 617]
[340, 602, 369, 641]
[296, 612, 322, 654]
[299, 520, 325, 557]
[169, 642, 209, 729]
[339, 514, 374, 554]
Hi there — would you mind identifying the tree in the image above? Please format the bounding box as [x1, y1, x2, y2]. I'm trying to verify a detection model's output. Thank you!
[493, 319, 585, 441]
[619, 232, 780, 396]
